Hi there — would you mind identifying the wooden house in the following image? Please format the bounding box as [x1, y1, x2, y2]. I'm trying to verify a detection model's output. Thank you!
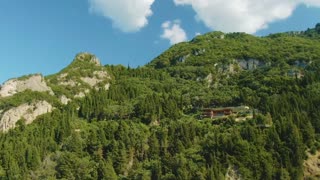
[202, 106, 250, 119]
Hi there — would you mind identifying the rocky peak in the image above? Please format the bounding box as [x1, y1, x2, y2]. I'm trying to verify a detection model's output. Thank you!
[74, 52, 101, 66]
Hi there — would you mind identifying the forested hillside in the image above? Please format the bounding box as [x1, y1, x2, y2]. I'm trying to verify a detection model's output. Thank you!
[0, 24, 320, 179]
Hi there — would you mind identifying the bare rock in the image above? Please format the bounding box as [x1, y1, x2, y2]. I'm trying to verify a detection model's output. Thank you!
[81, 70, 111, 88]
[0, 74, 54, 97]
[81, 77, 101, 87]
[57, 73, 68, 80]
[93, 71, 110, 79]
[225, 165, 242, 180]
[58, 80, 77, 87]
[74, 92, 85, 98]
[104, 83, 110, 90]
[236, 59, 265, 70]
[304, 150, 320, 179]
[75, 52, 101, 66]
[60, 95, 71, 105]
[205, 73, 213, 87]
[0, 101, 53, 132]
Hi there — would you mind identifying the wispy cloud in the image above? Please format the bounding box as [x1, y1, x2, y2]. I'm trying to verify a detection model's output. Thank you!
[161, 20, 188, 45]
[88, 0, 155, 32]
[174, 0, 320, 34]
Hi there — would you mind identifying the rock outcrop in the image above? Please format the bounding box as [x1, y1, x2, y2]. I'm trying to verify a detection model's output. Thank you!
[0, 74, 54, 97]
[75, 52, 101, 66]
[0, 101, 53, 132]
[304, 150, 320, 179]
[237, 59, 265, 70]
[80, 70, 111, 88]
[60, 95, 71, 105]
[225, 165, 242, 180]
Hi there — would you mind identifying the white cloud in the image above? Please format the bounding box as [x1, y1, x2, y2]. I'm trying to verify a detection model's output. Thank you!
[161, 20, 188, 45]
[304, 0, 320, 6]
[89, 0, 155, 32]
[195, 32, 201, 36]
[173, 0, 320, 34]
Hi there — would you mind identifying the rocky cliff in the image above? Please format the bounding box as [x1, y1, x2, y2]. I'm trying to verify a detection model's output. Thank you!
[0, 53, 111, 132]
[0, 74, 54, 97]
[0, 101, 53, 132]
[75, 52, 101, 66]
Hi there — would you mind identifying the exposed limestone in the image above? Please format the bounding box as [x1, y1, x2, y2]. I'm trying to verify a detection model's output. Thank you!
[237, 59, 265, 70]
[81, 71, 110, 88]
[304, 150, 320, 179]
[0, 74, 54, 97]
[205, 73, 213, 87]
[104, 83, 110, 90]
[0, 101, 53, 132]
[225, 165, 242, 180]
[76, 52, 101, 66]
[60, 95, 71, 105]
[58, 80, 77, 87]
[58, 73, 68, 80]
[81, 77, 101, 87]
[74, 92, 85, 98]
[93, 71, 110, 79]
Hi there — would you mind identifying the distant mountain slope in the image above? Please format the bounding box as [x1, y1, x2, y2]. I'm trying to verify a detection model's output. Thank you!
[149, 24, 320, 70]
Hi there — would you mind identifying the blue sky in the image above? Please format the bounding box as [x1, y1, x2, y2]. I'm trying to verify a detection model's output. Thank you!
[0, 0, 320, 84]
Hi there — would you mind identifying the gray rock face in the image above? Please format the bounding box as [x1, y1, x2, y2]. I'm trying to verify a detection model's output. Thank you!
[76, 52, 101, 66]
[205, 73, 213, 87]
[80, 70, 111, 88]
[0, 101, 53, 132]
[237, 59, 265, 70]
[60, 95, 71, 105]
[225, 165, 242, 180]
[0, 74, 54, 97]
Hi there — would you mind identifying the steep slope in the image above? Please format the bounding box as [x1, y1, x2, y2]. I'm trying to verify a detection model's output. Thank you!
[0, 101, 53, 132]
[149, 24, 320, 73]
[0, 25, 320, 179]
[0, 52, 111, 132]
[46, 52, 111, 100]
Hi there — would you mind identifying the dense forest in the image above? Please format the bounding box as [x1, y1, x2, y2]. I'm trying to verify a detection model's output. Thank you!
[0, 24, 320, 179]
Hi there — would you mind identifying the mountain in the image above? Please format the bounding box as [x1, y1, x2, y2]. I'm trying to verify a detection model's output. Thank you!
[149, 25, 320, 69]
[0, 52, 111, 132]
[0, 24, 320, 179]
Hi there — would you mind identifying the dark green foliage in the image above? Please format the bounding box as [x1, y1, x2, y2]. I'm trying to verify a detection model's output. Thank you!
[1, 25, 320, 179]
[149, 25, 320, 69]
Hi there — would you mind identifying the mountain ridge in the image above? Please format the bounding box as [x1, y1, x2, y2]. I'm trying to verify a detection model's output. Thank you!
[149, 24, 320, 70]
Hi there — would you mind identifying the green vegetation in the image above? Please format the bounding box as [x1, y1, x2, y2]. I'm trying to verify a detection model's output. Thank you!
[150, 24, 320, 70]
[46, 52, 111, 99]
[0, 24, 320, 179]
[0, 90, 60, 112]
